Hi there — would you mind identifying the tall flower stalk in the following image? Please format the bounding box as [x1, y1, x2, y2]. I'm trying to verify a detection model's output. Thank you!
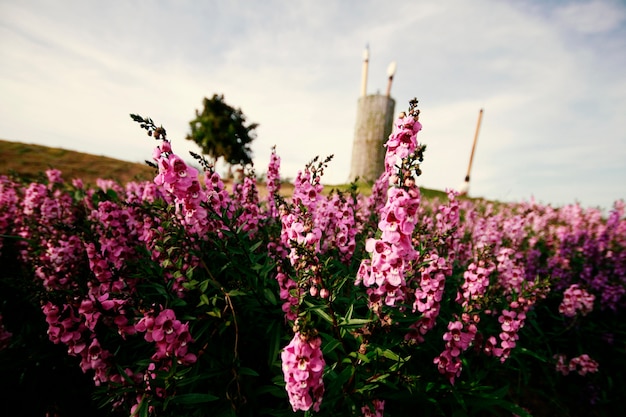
[356, 99, 425, 314]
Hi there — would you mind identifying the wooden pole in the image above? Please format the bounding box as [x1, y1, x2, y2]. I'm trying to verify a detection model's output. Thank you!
[461, 108, 484, 194]
[361, 45, 369, 97]
[385, 61, 396, 97]
[385, 76, 393, 97]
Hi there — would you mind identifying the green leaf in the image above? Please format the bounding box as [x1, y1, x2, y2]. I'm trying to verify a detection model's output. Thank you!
[339, 317, 372, 328]
[239, 367, 260, 377]
[518, 347, 548, 363]
[367, 373, 390, 384]
[185, 267, 195, 280]
[348, 351, 370, 363]
[170, 393, 219, 405]
[249, 240, 263, 252]
[134, 396, 149, 417]
[304, 301, 333, 325]
[263, 288, 277, 305]
[169, 297, 187, 308]
[199, 293, 210, 306]
[322, 338, 342, 355]
[378, 348, 400, 361]
[267, 322, 282, 366]
[254, 384, 287, 399]
[334, 364, 355, 387]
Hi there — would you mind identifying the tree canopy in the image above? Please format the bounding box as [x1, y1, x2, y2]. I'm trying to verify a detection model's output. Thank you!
[186, 94, 258, 167]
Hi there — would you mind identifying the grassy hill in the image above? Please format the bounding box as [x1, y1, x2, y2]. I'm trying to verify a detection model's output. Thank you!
[0, 139, 155, 185]
[0, 138, 450, 200]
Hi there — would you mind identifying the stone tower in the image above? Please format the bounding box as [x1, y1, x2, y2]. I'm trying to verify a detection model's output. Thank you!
[348, 95, 395, 182]
[348, 46, 396, 183]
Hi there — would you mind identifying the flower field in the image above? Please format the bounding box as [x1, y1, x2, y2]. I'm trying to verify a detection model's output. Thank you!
[0, 102, 625, 417]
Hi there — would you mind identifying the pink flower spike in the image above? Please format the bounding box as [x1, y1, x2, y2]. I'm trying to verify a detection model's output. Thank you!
[281, 332, 325, 412]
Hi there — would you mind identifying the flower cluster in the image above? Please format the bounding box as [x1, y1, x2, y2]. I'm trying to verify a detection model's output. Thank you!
[264, 145, 281, 217]
[275, 267, 301, 322]
[406, 254, 451, 343]
[0, 314, 12, 351]
[233, 173, 261, 236]
[135, 308, 197, 365]
[434, 189, 461, 256]
[43, 301, 113, 385]
[44, 302, 87, 356]
[555, 353, 599, 376]
[0, 176, 19, 256]
[357, 104, 423, 313]
[281, 332, 325, 412]
[317, 192, 359, 263]
[361, 399, 385, 417]
[496, 247, 526, 295]
[153, 140, 209, 234]
[80, 338, 112, 386]
[279, 160, 327, 301]
[357, 188, 421, 309]
[383, 105, 422, 173]
[34, 234, 84, 291]
[204, 169, 234, 222]
[88, 200, 139, 271]
[456, 260, 494, 310]
[489, 306, 525, 363]
[559, 284, 595, 317]
[433, 319, 478, 384]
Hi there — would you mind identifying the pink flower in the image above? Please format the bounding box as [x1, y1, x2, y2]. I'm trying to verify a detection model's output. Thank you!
[0, 314, 12, 351]
[434, 320, 478, 384]
[483, 336, 498, 356]
[568, 354, 599, 376]
[554, 353, 599, 376]
[408, 254, 451, 342]
[151, 309, 178, 343]
[457, 261, 493, 309]
[136, 309, 196, 365]
[45, 169, 64, 185]
[554, 353, 570, 375]
[498, 310, 519, 332]
[433, 350, 462, 384]
[281, 332, 325, 412]
[559, 284, 595, 317]
[264, 146, 282, 218]
[362, 399, 385, 417]
[357, 104, 423, 313]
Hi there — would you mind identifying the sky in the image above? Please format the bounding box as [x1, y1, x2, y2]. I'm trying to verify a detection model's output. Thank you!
[1, 0, 625, 212]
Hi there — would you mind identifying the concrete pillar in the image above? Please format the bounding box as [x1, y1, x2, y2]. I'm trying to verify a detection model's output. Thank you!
[348, 94, 396, 183]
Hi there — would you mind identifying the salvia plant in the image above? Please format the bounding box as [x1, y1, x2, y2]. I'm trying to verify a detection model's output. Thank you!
[0, 100, 625, 417]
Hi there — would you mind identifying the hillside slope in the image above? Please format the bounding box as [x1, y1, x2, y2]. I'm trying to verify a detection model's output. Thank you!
[0, 139, 155, 185]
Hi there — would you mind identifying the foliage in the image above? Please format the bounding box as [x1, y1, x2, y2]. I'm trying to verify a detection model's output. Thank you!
[0, 102, 625, 417]
[185, 94, 258, 168]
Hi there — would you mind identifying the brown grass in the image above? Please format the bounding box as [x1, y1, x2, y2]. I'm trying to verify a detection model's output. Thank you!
[0, 139, 156, 186]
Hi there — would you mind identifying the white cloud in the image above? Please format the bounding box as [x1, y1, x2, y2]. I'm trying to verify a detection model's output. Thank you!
[0, 0, 625, 210]
[554, 0, 626, 34]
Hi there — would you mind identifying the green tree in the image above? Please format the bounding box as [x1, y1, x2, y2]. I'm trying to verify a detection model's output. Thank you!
[186, 94, 258, 171]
